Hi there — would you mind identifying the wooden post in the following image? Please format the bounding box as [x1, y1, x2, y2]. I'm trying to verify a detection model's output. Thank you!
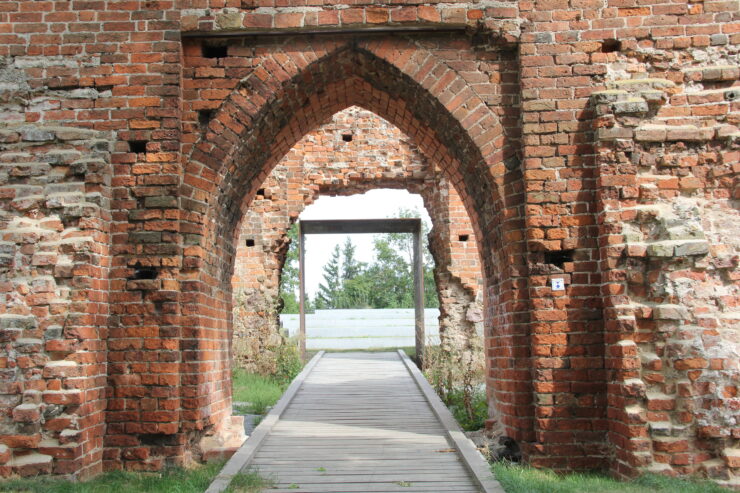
[413, 223, 425, 367]
[298, 223, 306, 360]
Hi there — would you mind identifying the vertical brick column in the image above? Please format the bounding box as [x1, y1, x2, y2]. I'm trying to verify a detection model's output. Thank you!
[518, 1, 608, 469]
[105, 2, 186, 471]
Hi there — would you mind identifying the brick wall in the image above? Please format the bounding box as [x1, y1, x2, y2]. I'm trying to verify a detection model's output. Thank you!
[0, 0, 736, 485]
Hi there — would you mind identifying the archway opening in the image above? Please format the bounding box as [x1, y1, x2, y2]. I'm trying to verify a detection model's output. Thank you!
[227, 106, 492, 456]
[176, 42, 529, 466]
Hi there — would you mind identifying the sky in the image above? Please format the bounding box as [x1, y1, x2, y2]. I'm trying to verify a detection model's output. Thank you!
[298, 189, 431, 298]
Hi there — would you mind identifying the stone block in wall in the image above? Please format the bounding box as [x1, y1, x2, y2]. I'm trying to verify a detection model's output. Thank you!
[684, 65, 740, 83]
[652, 304, 689, 321]
[635, 124, 715, 143]
[8, 453, 52, 477]
[723, 448, 740, 468]
[607, 79, 676, 92]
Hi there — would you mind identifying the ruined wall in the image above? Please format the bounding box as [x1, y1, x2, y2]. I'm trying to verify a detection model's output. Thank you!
[231, 106, 484, 373]
[0, 57, 113, 477]
[0, 0, 736, 484]
[594, 56, 740, 483]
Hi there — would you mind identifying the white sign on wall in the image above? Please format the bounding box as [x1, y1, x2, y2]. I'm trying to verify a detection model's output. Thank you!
[551, 278, 565, 291]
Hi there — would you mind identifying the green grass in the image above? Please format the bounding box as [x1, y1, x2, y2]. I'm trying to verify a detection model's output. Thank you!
[0, 462, 270, 493]
[492, 462, 730, 493]
[232, 369, 287, 415]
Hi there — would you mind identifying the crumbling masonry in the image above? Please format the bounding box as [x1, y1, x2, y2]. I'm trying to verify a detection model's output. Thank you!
[0, 0, 738, 487]
[231, 106, 483, 373]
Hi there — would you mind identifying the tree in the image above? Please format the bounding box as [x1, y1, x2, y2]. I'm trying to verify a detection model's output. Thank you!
[341, 237, 363, 281]
[317, 244, 342, 308]
[364, 236, 413, 308]
[372, 207, 438, 308]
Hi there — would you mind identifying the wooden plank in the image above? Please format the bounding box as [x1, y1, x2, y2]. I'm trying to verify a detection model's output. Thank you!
[204, 351, 325, 493]
[212, 351, 493, 493]
[397, 349, 506, 493]
[299, 218, 420, 235]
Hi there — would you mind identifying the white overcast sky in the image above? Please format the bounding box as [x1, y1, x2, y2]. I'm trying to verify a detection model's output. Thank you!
[299, 189, 431, 298]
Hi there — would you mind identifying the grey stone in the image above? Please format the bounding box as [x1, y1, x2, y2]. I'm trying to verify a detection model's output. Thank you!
[216, 11, 243, 30]
[43, 150, 82, 165]
[54, 127, 96, 141]
[130, 231, 162, 243]
[44, 325, 63, 340]
[68, 88, 99, 99]
[0, 314, 36, 330]
[674, 240, 709, 257]
[145, 195, 178, 208]
[653, 304, 689, 320]
[21, 127, 55, 142]
[710, 34, 728, 46]
[647, 241, 674, 257]
[611, 98, 649, 115]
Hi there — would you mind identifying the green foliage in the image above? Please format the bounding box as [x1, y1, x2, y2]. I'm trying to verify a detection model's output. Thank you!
[232, 342, 303, 415]
[491, 462, 730, 493]
[424, 340, 487, 430]
[341, 237, 364, 281]
[273, 343, 304, 386]
[279, 224, 313, 314]
[310, 207, 439, 310]
[446, 387, 488, 431]
[0, 462, 268, 493]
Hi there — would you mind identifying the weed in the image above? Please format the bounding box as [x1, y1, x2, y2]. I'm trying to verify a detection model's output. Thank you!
[446, 386, 488, 431]
[226, 470, 274, 492]
[396, 481, 412, 487]
[424, 335, 486, 429]
[273, 342, 303, 386]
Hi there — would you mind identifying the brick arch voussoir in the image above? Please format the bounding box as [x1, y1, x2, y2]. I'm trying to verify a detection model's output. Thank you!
[358, 38, 506, 167]
[183, 42, 506, 289]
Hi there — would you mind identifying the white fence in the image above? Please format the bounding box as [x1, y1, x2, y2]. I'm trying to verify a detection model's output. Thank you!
[279, 308, 440, 350]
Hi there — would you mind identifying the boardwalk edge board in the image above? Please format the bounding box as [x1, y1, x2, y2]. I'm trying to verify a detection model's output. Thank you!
[205, 351, 326, 493]
[396, 349, 507, 493]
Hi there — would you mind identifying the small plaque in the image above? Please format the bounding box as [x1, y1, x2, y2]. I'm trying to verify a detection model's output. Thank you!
[551, 278, 565, 291]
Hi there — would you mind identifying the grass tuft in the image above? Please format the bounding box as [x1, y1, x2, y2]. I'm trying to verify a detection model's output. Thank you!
[0, 462, 272, 493]
[226, 470, 274, 492]
[232, 369, 286, 415]
[0, 462, 222, 493]
[491, 461, 730, 493]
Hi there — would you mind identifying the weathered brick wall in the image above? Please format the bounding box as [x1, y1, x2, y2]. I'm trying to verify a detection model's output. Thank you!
[594, 63, 740, 479]
[0, 0, 736, 485]
[231, 106, 483, 373]
[0, 56, 113, 476]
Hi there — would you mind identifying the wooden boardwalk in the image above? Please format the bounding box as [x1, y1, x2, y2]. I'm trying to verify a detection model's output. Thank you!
[207, 351, 503, 493]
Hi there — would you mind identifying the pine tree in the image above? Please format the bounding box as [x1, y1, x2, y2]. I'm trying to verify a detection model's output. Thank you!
[317, 244, 342, 308]
[341, 237, 362, 281]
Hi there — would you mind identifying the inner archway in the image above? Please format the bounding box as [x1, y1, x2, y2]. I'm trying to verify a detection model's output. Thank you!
[231, 107, 484, 380]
